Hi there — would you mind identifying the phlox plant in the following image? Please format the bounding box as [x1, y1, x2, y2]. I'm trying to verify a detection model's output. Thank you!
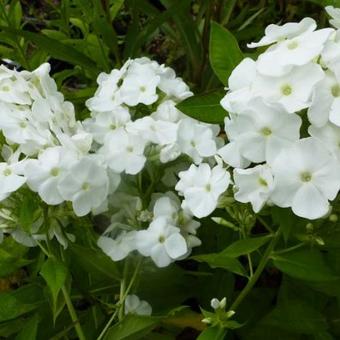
[1, 1, 340, 340]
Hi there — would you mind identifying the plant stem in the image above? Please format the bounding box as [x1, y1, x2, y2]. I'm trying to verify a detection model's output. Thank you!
[230, 228, 281, 311]
[61, 286, 86, 340]
[96, 258, 143, 340]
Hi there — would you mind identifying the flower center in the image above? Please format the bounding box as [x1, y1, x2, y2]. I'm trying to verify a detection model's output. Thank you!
[19, 121, 27, 128]
[300, 171, 312, 182]
[281, 84, 292, 96]
[258, 177, 268, 187]
[205, 184, 211, 192]
[261, 127, 272, 136]
[139, 86, 146, 92]
[3, 168, 11, 176]
[110, 124, 116, 130]
[287, 40, 299, 50]
[1, 85, 10, 92]
[190, 140, 196, 147]
[50, 167, 60, 177]
[331, 84, 340, 98]
[126, 146, 134, 153]
[82, 182, 90, 191]
[159, 235, 165, 243]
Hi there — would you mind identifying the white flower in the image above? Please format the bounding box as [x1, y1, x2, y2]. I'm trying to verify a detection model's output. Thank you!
[85, 69, 124, 112]
[136, 216, 187, 267]
[175, 163, 230, 218]
[152, 193, 201, 249]
[98, 231, 136, 261]
[177, 119, 218, 164]
[247, 17, 317, 48]
[326, 6, 340, 29]
[256, 28, 333, 76]
[157, 67, 193, 100]
[99, 129, 147, 175]
[307, 67, 340, 127]
[0, 65, 31, 105]
[0, 162, 26, 199]
[120, 63, 160, 106]
[252, 63, 324, 113]
[24, 146, 77, 205]
[125, 295, 152, 316]
[211, 297, 226, 310]
[126, 116, 178, 146]
[84, 107, 131, 144]
[321, 30, 340, 69]
[220, 58, 257, 113]
[152, 100, 185, 123]
[271, 138, 340, 219]
[58, 157, 109, 216]
[218, 98, 301, 165]
[233, 165, 274, 213]
[308, 123, 340, 161]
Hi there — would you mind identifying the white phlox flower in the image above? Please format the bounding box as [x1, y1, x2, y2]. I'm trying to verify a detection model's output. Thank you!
[136, 216, 188, 267]
[58, 157, 109, 217]
[252, 63, 324, 113]
[175, 163, 230, 218]
[326, 6, 340, 29]
[177, 118, 219, 164]
[256, 27, 333, 76]
[99, 128, 147, 175]
[220, 58, 257, 113]
[84, 106, 131, 144]
[24, 146, 78, 205]
[308, 123, 340, 161]
[271, 137, 340, 219]
[247, 17, 317, 48]
[233, 165, 274, 213]
[307, 67, 340, 127]
[218, 98, 301, 166]
[98, 230, 136, 262]
[125, 295, 152, 316]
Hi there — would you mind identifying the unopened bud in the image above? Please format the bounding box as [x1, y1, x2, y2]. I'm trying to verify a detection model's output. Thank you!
[329, 214, 338, 222]
[202, 318, 212, 324]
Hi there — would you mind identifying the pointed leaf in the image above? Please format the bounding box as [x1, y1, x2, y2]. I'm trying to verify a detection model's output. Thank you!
[176, 91, 227, 124]
[222, 236, 272, 258]
[209, 21, 243, 85]
[272, 248, 338, 282]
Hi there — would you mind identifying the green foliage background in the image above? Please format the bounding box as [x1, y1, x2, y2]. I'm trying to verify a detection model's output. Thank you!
[0, 1, 340, 339]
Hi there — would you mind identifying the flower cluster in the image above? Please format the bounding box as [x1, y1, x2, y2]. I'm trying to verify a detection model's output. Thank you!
[219, 8, 340, 220]
[2, 8, 340, 272]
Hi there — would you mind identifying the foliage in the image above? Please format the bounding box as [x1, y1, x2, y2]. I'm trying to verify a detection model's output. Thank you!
[0, 1, 339, 340]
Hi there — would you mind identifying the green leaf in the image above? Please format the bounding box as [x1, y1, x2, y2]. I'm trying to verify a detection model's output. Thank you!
[69, 244, 120, 281]
[0, 284, 45, 322]
[0, 237, 30, 277]
[40, 258, 67, 316]
[261, 300, 328, 334]
[176, 91, 227, 124]
[0, 27, 99, 75]
[272, 248, 338, 282]
[271, 207, 298, 242]
[222, 236, 271, 258]
[197, 327, 226, 340]
[15, 313, 40, 340]
[192, 253, 246, 276]
[209, 21, 243, 85]
[104, 315, 159, 340]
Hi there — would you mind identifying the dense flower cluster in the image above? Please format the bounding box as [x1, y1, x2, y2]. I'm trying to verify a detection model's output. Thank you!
[220, 8, 340, 219]
[2, 8, 340, 276]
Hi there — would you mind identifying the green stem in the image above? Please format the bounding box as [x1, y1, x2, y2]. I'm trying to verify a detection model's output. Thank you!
[96, 259, 143, 340]
[230, 228, 281, 311]
[273, 242, 305, 255]
[61, 286, 86, 340]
